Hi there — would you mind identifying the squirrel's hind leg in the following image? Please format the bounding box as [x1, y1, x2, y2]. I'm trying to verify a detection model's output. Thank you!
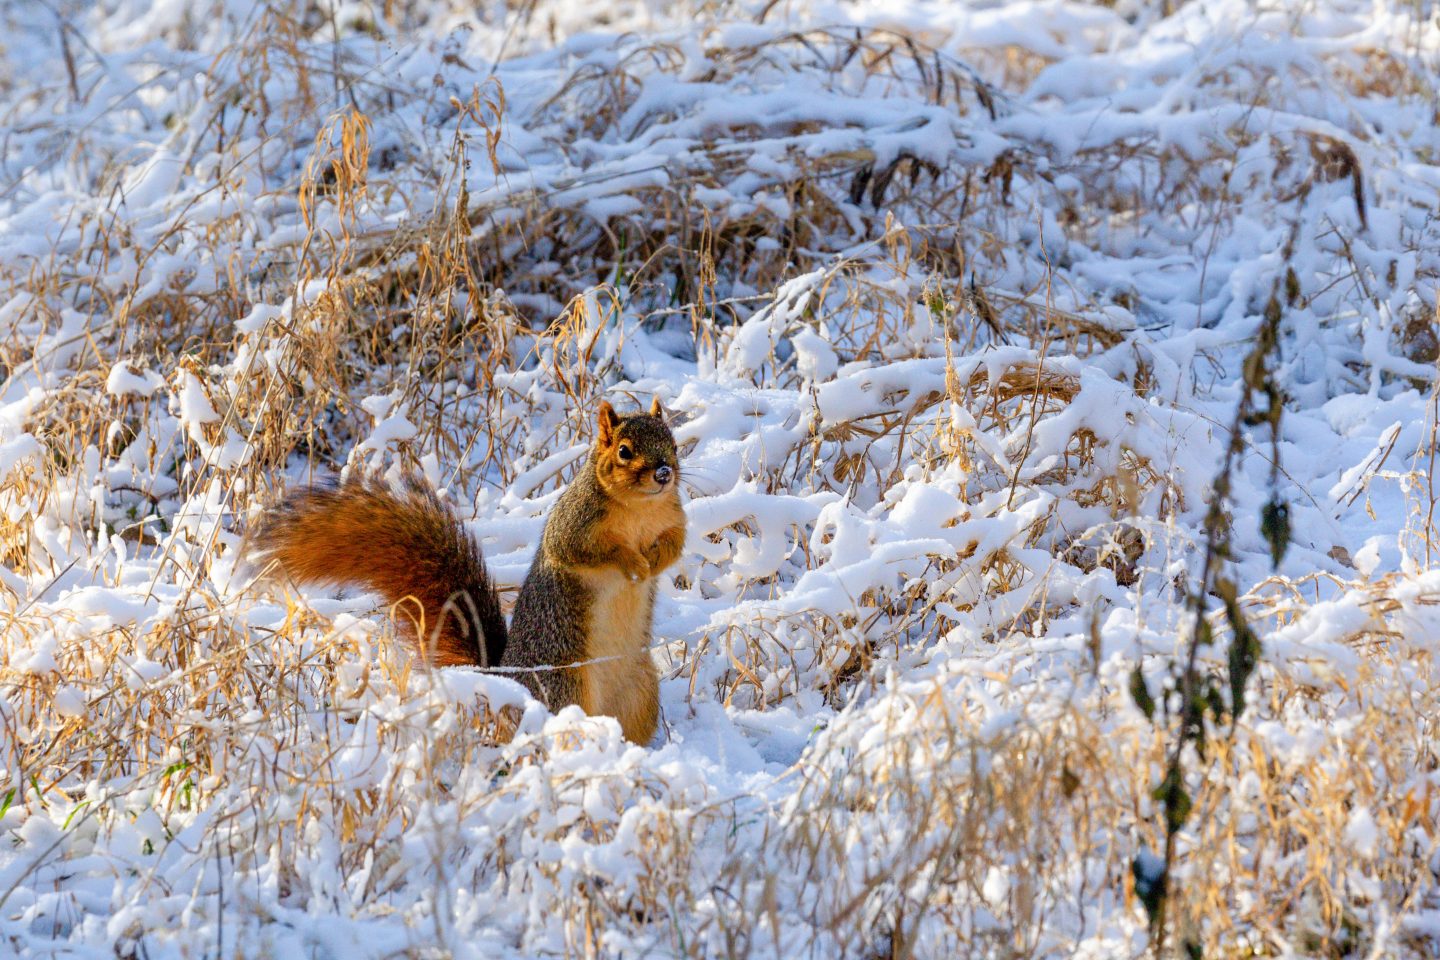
[614, 659, 660, 745]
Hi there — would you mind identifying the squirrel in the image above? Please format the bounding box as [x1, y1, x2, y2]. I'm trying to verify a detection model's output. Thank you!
[249, 398, 686, 745]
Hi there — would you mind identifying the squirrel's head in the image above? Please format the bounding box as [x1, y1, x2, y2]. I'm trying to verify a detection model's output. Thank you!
[593, 398, 679, 500]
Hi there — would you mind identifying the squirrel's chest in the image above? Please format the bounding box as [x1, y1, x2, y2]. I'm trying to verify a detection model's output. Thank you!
[582, 495, 682, 650]
[604, 496, 685, 552]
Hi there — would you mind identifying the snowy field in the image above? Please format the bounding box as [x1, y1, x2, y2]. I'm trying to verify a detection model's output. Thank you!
[1, 0, 1439, 956]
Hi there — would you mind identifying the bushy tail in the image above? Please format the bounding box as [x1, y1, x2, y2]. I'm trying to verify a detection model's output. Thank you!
[249, 474, 507, 668]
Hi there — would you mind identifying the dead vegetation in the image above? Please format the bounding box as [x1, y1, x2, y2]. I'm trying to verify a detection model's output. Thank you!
[0, 0, 1437, 956]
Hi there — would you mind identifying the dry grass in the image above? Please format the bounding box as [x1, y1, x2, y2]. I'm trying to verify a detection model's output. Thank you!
[0, 0, 1438, 956]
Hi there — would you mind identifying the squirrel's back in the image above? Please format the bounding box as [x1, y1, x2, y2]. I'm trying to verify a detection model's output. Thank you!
[249, 475, 507, 668]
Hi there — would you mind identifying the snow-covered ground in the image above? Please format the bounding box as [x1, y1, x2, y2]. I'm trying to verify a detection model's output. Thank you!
[1, 0, 1438, 956]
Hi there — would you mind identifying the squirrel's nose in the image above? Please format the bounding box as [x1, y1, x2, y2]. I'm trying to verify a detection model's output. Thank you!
[654, 465, 673, 485]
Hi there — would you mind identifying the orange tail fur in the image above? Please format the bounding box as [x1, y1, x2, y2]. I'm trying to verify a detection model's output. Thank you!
[249, 474, 507, 668]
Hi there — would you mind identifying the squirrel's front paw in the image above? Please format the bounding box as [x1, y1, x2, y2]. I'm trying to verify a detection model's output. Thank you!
[620, 551, 652, 582]
[645, 528, 685, 574]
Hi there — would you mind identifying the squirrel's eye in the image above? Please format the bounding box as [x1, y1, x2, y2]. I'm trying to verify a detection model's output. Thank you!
[617, 444, 633, 462]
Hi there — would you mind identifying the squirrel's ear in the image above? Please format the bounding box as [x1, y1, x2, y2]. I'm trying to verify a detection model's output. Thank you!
[649, 396, 665, 420]
[597, 401, 619, 445]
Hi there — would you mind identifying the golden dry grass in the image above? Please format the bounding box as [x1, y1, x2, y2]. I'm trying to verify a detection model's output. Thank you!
[0, 1, 1437, 957]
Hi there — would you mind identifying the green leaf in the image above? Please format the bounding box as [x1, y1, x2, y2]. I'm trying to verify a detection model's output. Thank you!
[1153, 760, 1192, 835]
[1194, 618, 1214, 648]
[61, 800, 91, 831]
[1129, 666, 1156, 721]
[1228, 625, 1262, 723]
[1181, 671, 1208, 758]
[1205, 680, 1227, 722]
[925, 287, 947, 320]
[1131, 848, 1167, 928]
[1261, 497, 1290, 569]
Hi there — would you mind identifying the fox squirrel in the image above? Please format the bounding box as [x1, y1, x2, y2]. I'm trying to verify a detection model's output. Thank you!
[250, 398, 686, 745]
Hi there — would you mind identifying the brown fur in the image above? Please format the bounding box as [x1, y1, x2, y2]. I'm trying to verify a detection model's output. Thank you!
[570, 479, 684, 742]
[251, 401, 686, 745]
[509, 401, 685, 743]
[248, 475, 506, 669]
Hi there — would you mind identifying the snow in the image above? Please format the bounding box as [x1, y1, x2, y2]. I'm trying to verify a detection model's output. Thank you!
[0, 0, 1437, 957]
[104, 362, 165, 399]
